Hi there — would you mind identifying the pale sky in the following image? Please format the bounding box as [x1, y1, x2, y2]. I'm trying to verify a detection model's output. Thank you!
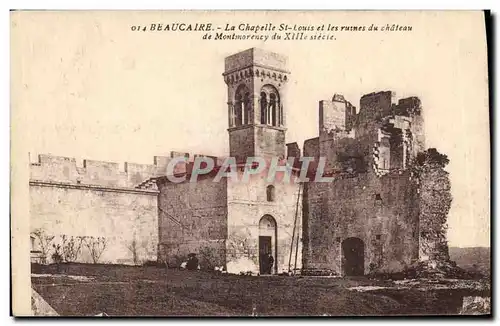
[12, 11, 490, 247]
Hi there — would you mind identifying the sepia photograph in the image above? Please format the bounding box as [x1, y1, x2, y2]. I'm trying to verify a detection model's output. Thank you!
[10, 10, 491, 317]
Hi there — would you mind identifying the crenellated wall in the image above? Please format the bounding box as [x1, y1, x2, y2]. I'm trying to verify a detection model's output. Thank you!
[30, 153, 169, 188]
[30, 151, 227, 187]
[29, 151, 223, 266]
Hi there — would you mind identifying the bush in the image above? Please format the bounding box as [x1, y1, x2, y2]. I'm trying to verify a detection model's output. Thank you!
[51, 244, 63, 264]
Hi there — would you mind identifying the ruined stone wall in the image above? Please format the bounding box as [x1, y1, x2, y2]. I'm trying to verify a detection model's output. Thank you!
[227, 171, 302, 274]
[393, 97, 425, 158]
[286, 142, 300, 158]
[303, 172, 419, 275]
[30, 182, 158, 265]
[303, 137, 320, 158]
[358, 91, 394, 123]
[319, 99, 346, 133]
[157, 177, 228, 268]
[318, 132, 361, 173]
[301, 91, 424, 275]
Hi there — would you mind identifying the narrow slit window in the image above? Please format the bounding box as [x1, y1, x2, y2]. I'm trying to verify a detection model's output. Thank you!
[266, 185, 275, 202]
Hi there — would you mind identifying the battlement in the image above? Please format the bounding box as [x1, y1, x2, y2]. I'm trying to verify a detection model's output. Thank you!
[358, 91, 394, 122]
[318, 91, 422, 133]
[311, 90, 425, 178]
[30, 151, 224, 189]
[358, 91, 422, 124]
[393, 96, 422, 116]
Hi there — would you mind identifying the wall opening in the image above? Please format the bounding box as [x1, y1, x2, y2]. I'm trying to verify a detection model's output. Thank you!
[342, 237, 365, 276]
[259, 215, 277, 275]
[260, 85, 280, 126]
[390, 129, 404, 169]
[266, 185, 275, 202]
[379, 135, 391, 171]
[234, 84, 250, 126]
[260, 92, 268, 124]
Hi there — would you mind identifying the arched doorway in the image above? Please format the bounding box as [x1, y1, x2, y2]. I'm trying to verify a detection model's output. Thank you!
[259, 215, 277, 274]
[342, 237, 365, 276]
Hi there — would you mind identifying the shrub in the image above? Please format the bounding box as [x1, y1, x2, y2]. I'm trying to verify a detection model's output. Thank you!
[83, 236, 108, 264]
[51, 244, 63, 264]
[61, 235, 83, 262]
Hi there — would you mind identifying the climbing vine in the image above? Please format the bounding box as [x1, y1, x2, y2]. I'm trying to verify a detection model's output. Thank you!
[410, 148, 452, 261]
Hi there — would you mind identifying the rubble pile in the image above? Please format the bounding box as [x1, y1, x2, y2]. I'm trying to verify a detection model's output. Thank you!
[459, 296, 491, 315]
[405, 260, 485, 280]
[368, 260, 486, 281]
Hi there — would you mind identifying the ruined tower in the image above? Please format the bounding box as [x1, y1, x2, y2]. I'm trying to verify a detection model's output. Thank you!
[302, 90, 426, 276]
[223, 48, 290, 163]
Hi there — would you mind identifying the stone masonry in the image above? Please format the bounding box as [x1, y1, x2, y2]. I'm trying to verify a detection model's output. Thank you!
[30, 48, 445, 276]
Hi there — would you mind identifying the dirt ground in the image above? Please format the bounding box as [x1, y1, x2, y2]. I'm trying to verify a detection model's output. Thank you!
[30, 263, 490, 316]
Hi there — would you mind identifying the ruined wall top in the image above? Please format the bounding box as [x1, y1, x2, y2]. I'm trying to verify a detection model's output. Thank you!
[308, 90, 425, 177]
[358, 91, 422, 123]
[318, 91, 423, 135]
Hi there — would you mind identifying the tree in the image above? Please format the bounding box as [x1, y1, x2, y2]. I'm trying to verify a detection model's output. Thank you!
[61, 235, 83, 262]
[125, 231, 151, 265]
[411, 148, 452, 261]
[414, 148, 450, 169]
[126, 235, 139, 265]
[31, 228, 54, 264]
[84, 236, 108, 264]
[51, 243, 63, 264]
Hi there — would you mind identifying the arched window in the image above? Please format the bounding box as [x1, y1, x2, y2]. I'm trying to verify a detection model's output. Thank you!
[278, 103, 284, 126]
[235, 92, 243, 126]
[243, 92, 250, 125]
[266, 185, 275, 202]
[234, 85, 250, 126]
[269, 93, 277, 126]
[260, 92, 268, 124]
[260, 85, 280, 126]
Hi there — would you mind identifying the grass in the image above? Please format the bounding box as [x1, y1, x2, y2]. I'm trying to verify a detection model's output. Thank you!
[31, 263, 489, 316]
